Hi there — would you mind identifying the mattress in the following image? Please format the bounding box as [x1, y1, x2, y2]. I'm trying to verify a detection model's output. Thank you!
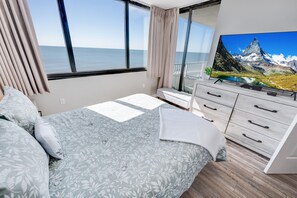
[45, 94, 226, 198]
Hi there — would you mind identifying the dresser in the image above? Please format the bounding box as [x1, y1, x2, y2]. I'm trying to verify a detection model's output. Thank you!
[190, 80, 297, 158]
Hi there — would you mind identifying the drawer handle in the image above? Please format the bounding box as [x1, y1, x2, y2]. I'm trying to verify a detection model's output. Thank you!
[242, 133, 262, 143]
[203, 104, 217, 111]
[202, 116, 214, 122]
[254, 105, 278, 113]
[207, 92, 221, 97]
[248, 120, 269, 129]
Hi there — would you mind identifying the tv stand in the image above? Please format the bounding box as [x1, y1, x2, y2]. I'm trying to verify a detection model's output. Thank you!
[214, 78, 223, 84]
[190, 80, 297, 158]
[291, 92, 297, 101]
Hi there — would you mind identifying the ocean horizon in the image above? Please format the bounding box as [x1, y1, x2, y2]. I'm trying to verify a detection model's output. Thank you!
[39, 45, 209, 74]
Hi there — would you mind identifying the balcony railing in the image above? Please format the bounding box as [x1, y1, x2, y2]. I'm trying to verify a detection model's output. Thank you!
[173, 61, 206, 93]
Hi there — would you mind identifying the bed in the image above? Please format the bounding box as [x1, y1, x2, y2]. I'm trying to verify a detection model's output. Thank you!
[45, 94, 226, 198]
[0, 90, 226, 198]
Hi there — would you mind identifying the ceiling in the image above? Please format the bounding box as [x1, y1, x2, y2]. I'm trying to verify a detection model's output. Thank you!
[133, 0, 208, 9]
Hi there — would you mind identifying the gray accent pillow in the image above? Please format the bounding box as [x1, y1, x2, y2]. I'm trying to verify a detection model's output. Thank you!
[0, 119, 50, 198]
[35, 118, 64, 159]
[0, 87, 40, 135]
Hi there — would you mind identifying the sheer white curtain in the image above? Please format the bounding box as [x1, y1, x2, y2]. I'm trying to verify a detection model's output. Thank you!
[0, 0, 49, 96]
[147, 6, 179, 88]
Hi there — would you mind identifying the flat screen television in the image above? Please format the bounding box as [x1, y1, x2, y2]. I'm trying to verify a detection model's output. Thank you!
[211, 31, 297, 92]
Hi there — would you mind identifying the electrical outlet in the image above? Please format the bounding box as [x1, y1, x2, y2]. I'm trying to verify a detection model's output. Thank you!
[60, 98, 66, 105]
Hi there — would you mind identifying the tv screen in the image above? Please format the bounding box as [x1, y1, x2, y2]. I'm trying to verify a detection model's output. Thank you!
[211, 31, 297, 92]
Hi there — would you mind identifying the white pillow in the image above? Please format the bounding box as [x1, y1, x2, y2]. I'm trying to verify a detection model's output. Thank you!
[34, 118, 64, 159]
[0, 87, 40, 135]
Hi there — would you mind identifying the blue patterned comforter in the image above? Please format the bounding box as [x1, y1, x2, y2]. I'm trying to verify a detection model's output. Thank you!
[45, 94, 226, 198]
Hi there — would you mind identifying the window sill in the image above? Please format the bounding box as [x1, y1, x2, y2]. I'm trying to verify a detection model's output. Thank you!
[156, 88, 192, 109]
[47, 67, 147, 80]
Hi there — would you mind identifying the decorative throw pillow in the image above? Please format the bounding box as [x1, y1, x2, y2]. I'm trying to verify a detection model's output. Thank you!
[0, 86, 40, 135]
[0, 119, 50, 198]
[34, 117, 64, 159]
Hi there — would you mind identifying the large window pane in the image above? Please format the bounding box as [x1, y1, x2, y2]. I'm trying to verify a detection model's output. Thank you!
[64, 0, 125, 71]
[174, 5, 220, 93]
[173, 12, 189, 89]
[183, 5, 219, 93]
[129, 5, 150, 68]
[28, 0, 71, 74]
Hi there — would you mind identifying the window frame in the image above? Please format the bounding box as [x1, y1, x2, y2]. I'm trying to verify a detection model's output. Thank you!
[46, 0, 149, 80]
[177, 0, 221, 91]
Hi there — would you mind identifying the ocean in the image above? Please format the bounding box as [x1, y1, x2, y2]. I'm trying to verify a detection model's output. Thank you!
[39, 46, 209, 74]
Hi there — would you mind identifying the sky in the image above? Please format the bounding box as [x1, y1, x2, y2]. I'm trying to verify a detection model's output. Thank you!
[176, 16, 215, 53]
[222, 32, 297, 57]
[28, 0, 214, 53]
[28, 0, 150, 50]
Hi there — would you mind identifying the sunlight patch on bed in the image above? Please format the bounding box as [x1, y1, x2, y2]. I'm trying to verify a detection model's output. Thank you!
[86, 101, 144, 122]
[118, 94, 165, 110]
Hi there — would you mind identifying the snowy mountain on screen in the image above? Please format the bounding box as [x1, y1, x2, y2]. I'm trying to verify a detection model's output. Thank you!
[233, 38, 297, 73]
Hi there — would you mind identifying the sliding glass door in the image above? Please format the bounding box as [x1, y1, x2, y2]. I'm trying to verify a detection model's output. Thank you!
[174, 3, 220, 93]
[173, 12, 190, 90]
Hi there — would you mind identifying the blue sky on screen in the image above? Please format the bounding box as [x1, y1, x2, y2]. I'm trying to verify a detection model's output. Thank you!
[221, 32, 297, 57]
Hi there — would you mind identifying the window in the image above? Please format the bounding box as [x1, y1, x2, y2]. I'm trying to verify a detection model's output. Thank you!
[64, 0, 125, 71]
[129, 4, 150, 68]
[28, 0, 150, 78]
[28, 0, 70, 74]
[174, 4, 220, 93]
[174, 12, 189, 90]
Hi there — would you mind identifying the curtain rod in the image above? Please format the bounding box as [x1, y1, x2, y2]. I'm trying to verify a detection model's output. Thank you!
[126, 0, 221, 12]
[117, 0, 150, 10]
[180, 0, 221, 13]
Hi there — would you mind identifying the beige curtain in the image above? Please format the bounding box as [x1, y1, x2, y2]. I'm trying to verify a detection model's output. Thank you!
[0, 0, 49, 96]
[147, 6, 179, 88]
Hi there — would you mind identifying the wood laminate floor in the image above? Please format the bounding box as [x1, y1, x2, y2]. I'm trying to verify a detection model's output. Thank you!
[181, 140, 297, 198]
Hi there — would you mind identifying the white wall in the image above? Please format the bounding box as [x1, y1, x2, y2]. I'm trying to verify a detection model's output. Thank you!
[207, 0, 297, 66]
[32, 72, 157, 115]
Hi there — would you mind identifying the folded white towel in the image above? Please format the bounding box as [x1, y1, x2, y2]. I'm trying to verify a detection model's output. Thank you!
[159, 107, 226, 161]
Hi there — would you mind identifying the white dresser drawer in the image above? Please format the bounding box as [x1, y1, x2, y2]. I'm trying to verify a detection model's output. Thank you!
[192, 97, 233, 132]
[195, 84, 238, 107]
[230, 110, 288, 141]
[192, 108, 229, 132]
[226, 123, 279, 156]
[236, 95, 297, 125]
[192, 97, 233, 119]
